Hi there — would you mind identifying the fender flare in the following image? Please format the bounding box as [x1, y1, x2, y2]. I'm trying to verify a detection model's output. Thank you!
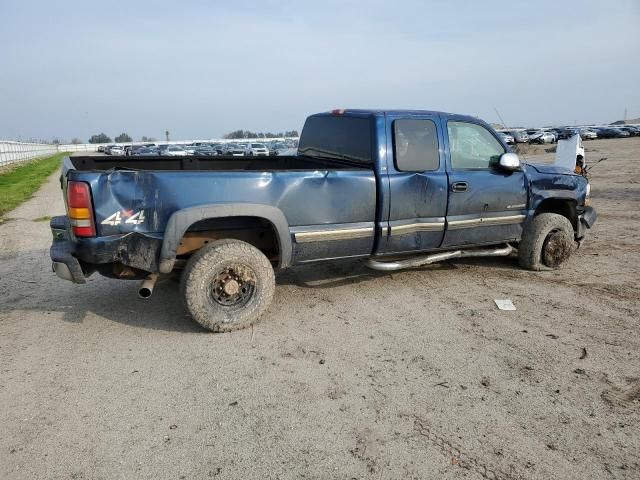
[527, 193, 580, 231]
[158, 203, 292, 273]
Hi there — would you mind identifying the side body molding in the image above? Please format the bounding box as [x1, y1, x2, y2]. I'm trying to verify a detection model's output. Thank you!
[158, 203, 293, 273]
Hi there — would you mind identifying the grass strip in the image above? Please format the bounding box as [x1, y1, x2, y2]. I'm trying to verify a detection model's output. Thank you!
[0, 153, 67, 217]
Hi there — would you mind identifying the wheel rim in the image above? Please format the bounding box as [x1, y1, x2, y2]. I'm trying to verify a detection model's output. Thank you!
[541, 230, 570, 268]
[209, 263, 257, 309]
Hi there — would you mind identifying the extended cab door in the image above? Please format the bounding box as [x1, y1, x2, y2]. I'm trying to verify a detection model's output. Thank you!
[379, 114, 448, 254]
[441, 116, 527, 248]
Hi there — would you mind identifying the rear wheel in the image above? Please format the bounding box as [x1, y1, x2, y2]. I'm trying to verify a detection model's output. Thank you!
[518, 213, 575, 271]
[181, 239, 275, 332]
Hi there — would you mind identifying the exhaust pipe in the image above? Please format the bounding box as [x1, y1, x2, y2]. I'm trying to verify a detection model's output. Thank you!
[364, 244, 514, 272]
[138, 273, 159, 299]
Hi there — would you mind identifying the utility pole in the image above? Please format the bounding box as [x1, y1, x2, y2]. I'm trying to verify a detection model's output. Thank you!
[165, 130, 170, 142]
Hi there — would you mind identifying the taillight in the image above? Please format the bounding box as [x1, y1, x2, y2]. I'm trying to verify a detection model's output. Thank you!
[67, 181, 96, 237]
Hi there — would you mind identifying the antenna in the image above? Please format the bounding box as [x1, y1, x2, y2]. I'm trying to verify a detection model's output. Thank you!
[493, 106, 508, 130]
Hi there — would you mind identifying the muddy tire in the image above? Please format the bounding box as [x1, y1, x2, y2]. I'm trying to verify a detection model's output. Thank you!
[518, 213, 575, 271]
[180, 239, 275, 332]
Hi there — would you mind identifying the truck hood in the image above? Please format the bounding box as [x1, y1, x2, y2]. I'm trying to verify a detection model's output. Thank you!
[525, 163, 577, 176]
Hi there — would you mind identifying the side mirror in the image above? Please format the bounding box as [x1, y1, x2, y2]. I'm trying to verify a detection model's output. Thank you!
[499, 152, 520, 171]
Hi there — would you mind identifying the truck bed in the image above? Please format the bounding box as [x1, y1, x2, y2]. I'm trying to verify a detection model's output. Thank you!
[68, 154, 371, 172]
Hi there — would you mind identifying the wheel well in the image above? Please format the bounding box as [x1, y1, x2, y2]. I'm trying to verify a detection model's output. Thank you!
[535, 199, 577, 230]
[176, 216, 280, 265]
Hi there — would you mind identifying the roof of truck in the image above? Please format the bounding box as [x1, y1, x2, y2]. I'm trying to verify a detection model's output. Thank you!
[314, 109, 480, 122]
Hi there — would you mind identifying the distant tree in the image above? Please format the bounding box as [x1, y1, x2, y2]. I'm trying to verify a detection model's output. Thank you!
[223, 130, 245, 139]
[71, 138, 82, 144]
[140, 136, 157, 142]
[165, 130, 170, 142]
[224, 129, 299, 139]
[51, 138, 61, 145]
[89, 133, 112, 144]
[115, 132, 132, 143]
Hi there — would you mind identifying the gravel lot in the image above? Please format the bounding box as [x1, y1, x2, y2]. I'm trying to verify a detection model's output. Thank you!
[1, 138, 638, 479]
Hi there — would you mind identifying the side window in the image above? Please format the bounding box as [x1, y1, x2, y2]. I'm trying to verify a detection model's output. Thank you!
[447, 121, 505, 169]
[393, 119, 440, 172]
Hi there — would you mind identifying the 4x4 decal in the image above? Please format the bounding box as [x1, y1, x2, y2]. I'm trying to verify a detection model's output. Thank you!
[101, 210, 146, 226]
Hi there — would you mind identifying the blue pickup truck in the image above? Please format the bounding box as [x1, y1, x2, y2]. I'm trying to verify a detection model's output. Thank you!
[50, 109, 596, 332]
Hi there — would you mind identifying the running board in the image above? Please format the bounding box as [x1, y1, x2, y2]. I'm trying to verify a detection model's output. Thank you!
[363, 244, 514, 272]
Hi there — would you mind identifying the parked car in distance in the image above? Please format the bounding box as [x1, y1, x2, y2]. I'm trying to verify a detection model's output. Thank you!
[277, 147, 298, 156]
[527, 130, 556, 144]
[110, 146, 125, 156]
[103, 144, 117, 155]
[245, 143, 269, 156]
[133, 147, 159, 156]
[497, 132, 514, 144]
[161, 145, 188, 156]
[578, 128, 598, 140]
[269, 143, 290, 155]
[183, 145, 197, 155]
[596, 127, 630, 138]
[97, 145, 106, 153]
[618, 126, 640, 136]
[224, 144, 246, 156]
[507, 130, 529, 143]
[193, 145, 218, 156]
[564, 128, 596, 141]
[552, 128, 572, 140]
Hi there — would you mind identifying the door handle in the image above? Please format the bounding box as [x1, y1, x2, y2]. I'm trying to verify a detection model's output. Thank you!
[451, 181, 468, 192]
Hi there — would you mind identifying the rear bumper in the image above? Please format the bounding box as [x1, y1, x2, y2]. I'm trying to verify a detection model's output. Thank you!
[49, 215, 163, 283]
[49, 216, 88, 283]
[576, 206, 597, 239]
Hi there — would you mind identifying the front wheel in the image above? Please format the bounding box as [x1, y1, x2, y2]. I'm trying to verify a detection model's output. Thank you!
[518, 213, 575, 271]
[181, 239, 275, 332]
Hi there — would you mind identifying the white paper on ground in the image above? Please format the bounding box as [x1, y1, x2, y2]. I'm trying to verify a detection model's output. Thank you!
[494, 299, 516, 311]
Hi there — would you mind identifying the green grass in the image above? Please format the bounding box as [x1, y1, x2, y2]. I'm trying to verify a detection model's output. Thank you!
[0, 153, 67, 217]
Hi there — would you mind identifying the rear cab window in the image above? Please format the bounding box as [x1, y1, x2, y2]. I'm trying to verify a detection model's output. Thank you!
[298, 115, 372, 164]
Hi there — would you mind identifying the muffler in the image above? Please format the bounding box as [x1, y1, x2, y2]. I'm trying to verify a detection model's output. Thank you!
[138, 273, 159, 299]
[364, 244, 514, 272]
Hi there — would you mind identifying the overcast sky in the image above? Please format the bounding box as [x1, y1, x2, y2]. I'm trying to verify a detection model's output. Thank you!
[1, 0, 639, 141]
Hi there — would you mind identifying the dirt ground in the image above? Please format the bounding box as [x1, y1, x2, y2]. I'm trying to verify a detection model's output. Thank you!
[0, 138, 638, 479]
